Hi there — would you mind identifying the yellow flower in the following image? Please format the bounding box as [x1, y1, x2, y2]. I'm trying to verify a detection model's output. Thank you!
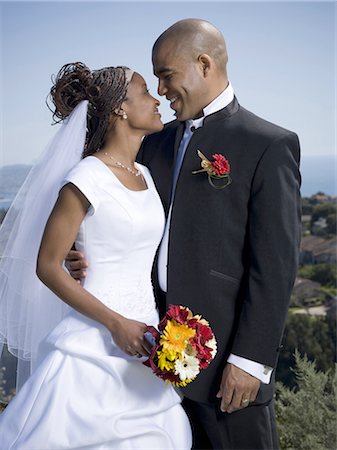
[157, 348, 177, 371]
[157, 348, 180, 371]
[174, 377, 194, 387]
[160, 320, 196, 353]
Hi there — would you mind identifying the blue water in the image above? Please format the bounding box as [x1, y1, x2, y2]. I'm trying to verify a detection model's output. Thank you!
[300, 154, 336, 197]
[0, 165, 31, 210]
[0, 155, 335, 211]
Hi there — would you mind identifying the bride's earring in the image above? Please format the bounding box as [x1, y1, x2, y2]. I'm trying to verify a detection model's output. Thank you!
[114, 107, 128, 120]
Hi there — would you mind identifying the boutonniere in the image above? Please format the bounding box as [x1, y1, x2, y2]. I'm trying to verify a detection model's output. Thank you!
[192, 150, 232, 190]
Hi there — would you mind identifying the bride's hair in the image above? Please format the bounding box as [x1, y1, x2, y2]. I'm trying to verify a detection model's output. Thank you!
[48, 62, 131, 157]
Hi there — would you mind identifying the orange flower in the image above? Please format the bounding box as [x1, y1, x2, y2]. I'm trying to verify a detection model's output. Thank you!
[160, 320, 196, 353]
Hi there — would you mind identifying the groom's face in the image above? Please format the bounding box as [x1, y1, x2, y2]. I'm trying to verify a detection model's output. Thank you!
[152, 41, 208, 122]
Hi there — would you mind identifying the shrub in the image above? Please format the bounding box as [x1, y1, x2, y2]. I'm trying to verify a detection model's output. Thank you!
[276, 351, 336, 450]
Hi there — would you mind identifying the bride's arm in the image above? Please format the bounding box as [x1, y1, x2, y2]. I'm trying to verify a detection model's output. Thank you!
[37, 183, 151, 357]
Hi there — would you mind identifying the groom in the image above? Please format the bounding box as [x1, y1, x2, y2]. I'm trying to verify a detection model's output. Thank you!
[68, 19, 301, 449]
[137, 19, 301, 449]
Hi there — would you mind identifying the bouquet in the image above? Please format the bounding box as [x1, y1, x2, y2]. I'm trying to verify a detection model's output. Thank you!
[144, 304, 217, 386]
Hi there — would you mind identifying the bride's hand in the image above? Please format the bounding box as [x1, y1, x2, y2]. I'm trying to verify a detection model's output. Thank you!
[109, 316, 153, 357]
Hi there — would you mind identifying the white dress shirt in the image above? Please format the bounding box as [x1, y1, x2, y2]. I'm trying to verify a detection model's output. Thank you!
[157, 82, 272, 384]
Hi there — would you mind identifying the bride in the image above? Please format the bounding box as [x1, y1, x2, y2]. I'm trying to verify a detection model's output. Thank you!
[0, 62, 192, 449]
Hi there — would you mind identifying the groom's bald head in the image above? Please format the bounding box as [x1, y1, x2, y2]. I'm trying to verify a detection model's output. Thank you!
[152, 19, 229, 121]
[152, 18, 228, 74]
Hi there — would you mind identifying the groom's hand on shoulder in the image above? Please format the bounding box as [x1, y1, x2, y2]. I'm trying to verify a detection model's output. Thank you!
[65, 249, 88, 282]
[216, 363, 260, 414]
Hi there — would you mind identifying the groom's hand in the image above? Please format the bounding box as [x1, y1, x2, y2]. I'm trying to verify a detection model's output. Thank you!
[216, 363, 260, 414]
[65, 249, 88, 282]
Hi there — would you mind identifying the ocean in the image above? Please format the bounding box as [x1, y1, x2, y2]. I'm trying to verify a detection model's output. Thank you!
[0, 154, 335, 211]
[0, 165, 32, 210]
[300, 154, 336, 198]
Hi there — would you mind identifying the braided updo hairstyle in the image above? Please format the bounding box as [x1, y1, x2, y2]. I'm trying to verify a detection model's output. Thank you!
[48, 62, 131, 157]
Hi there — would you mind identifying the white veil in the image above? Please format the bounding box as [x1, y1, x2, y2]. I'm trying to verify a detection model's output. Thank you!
[0, 100, 88, 392]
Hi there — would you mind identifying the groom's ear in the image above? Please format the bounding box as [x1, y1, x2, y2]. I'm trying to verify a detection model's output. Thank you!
[198, 54, 212, 77]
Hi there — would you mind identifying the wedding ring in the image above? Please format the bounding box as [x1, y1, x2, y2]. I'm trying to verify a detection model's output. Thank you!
[241, 398, 249, 406]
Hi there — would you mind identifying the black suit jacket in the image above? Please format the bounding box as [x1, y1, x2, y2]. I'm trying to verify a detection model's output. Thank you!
[138, 98, 301, 403]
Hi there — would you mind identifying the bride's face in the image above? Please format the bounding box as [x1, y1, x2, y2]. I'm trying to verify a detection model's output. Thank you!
[122, 72, 164, 135]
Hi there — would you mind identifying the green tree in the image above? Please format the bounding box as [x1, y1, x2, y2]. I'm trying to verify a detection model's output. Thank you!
[275, 351, 336, 450]
[277, 314, 335, 387]
[298, 263, 337, 288]
[326, 213, 336, 235]
[311, 204, 337, 229]
[326, 303, 337, 354]
[301, 202, 313, 215]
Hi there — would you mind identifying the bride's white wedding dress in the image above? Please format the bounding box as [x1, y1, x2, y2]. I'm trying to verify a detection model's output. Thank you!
[0, 156, 192, 450]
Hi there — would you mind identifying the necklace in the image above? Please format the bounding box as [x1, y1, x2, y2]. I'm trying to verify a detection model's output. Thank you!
[103, 152, 141, 177]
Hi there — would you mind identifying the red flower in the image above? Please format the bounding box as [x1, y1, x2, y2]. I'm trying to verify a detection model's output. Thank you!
[210, 154, 230, 176]
[157, 315, 168, 332]
[192, 150, 232, 190]
[143, 356, 182, 384]
[199, 358, 210, 370]
[190, 335, 213, 362]
[187, 319, 214, 342]
[158, 305, 190, 332]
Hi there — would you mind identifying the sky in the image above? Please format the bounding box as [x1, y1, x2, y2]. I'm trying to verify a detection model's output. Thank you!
[0, 1, 335, 168]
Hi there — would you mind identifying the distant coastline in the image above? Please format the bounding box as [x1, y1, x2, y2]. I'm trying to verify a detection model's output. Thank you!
[0, 154, 336, 210]
[0, 164, 32, 210]
[300, 154, 336, 198]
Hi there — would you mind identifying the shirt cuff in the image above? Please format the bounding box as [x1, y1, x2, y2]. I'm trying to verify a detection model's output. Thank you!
[227, 354, 273, 384]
